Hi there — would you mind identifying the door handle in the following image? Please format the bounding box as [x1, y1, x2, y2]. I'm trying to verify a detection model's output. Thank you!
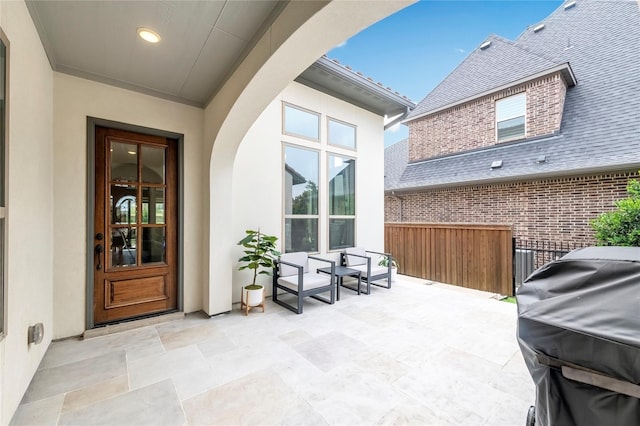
[95, 243, 104, 270]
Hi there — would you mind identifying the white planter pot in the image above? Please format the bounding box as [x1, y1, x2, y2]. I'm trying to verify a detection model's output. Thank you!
[242, 286, 264, 307]
[390, 267, 398, 282]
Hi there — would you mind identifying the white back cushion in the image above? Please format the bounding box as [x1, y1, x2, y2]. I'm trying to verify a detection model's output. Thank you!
[345, 247, 367, 266]
[279, 252, 309, 276]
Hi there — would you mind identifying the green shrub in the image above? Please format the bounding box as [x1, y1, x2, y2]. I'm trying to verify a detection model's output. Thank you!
[591, 176, 640, 246]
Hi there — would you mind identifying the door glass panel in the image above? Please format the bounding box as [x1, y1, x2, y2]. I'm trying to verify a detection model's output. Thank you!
[110, 142, 138, 182]
[142, 187, 165, 224]
[110, 227, 137, 267]
[111, 185, 137, 225]
[142, 146, 165, 183]
[142, 227, 165, 264]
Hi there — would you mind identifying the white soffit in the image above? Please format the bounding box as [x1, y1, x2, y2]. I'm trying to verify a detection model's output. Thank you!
[26, 0, 283, 107]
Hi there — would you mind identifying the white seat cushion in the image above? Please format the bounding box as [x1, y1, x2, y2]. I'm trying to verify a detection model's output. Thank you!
[349, 264, 389, 278]
[279, 252, 309, 276]
[345, 247, 367, 266]
[277, 272, 332, 291]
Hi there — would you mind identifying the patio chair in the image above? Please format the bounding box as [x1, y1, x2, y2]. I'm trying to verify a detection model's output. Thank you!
[341, 247, 392, 292]
[273, 252, 336, 314]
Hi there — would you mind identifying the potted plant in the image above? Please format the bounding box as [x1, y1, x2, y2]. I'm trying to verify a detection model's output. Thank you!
[378, 255, 399, 282]
[237, 229, 280, 314]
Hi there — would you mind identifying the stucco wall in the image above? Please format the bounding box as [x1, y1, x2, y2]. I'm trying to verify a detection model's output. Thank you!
[202, 0, 413, 315]
[232, 81, 385, 301]
[53, 73, 204, 338]
[0, 1, 54, 423]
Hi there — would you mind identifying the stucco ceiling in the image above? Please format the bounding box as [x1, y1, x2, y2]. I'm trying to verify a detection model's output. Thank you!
[26, 0, 285, 107]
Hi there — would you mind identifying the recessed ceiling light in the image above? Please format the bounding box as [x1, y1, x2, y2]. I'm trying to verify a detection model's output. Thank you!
[137, 28, 161, 43]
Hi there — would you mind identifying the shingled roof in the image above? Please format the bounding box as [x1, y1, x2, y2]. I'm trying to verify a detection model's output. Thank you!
[388, 0, 640, 192]
[405, 34, 570, 120]
[384, 138, 409, 191]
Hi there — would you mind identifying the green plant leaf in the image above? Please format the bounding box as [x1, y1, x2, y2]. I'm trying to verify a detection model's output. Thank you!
[591, 172, 640, 246]
[237, 228, 281, 286]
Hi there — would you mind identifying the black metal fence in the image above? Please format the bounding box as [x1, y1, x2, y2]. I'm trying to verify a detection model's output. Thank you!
[513, 238, 585, 287]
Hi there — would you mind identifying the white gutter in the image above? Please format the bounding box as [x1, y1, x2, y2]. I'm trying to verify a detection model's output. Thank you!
[384, 107, 411, 130]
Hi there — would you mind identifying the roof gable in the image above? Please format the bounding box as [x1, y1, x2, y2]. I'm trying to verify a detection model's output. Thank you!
[406, 34, 564, 120]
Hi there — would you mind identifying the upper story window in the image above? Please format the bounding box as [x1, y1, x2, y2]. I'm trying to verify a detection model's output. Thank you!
[283, 103, 320, 141]
[496, 93, 526, 142]
[328, 118, 356, 150]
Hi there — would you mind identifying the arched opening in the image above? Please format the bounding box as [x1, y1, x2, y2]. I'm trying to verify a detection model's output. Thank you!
[203, 1, 414, 314]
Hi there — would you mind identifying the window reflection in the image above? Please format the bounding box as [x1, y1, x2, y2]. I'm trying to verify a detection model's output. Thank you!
[284, 146, 319, 253]
[111, 227, 136, 267]
[328, 119, 356, 149]
[283, 104, 320, 140]
[284, 146, 318, 215]
[142, 187, 164, 224]
[142, 227, 165, 264]
[110, 142, 137, 181]
[111, 185, 137, 225]
[328, 155, 356, 251]
[141, 146, 164, 183]
[329, 156, 355, 215]
[285, 218, 318, 252]
[329, 218, 355, 250]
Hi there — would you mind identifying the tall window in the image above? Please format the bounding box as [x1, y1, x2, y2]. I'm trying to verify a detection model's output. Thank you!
[0, 32, 7, 338]
[328, 118, 356, 149]
[328, 155, 355, 250]
[284, 146, 319, 252]
[496, 93, 526, 142]
[283, 103, 320, 141]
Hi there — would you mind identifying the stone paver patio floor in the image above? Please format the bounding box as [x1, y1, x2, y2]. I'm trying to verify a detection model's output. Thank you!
[11, 276, 535, 425]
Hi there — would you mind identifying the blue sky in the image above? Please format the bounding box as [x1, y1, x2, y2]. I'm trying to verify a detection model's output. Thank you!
[327, 0, 563, 147]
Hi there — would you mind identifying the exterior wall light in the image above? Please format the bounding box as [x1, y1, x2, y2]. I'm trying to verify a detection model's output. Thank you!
[28, 322, 44, 345]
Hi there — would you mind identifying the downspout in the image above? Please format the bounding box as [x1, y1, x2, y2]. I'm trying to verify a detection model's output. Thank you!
[384, 106, 411, 131]
[391, 190, 404, 222]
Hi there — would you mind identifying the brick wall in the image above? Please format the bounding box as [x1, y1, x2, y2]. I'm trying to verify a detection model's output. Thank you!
[384, 171, 638, 246]
[408, 73, 568, 162]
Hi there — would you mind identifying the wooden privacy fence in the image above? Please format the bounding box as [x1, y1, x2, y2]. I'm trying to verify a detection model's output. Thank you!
[384, 223, 514, 296]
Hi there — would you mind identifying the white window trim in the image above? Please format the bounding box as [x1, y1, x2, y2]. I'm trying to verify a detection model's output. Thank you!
[327, 117, 357, 151]
[496, 92, 527, 143]
[282, 102, 321, 142]
[0, 28, 8, 340]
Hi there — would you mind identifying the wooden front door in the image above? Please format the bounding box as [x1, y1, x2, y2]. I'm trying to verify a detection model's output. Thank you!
[93, 127, 178, 325]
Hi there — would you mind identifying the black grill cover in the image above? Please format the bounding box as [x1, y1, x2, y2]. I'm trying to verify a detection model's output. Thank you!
[516, 246, 640, 426]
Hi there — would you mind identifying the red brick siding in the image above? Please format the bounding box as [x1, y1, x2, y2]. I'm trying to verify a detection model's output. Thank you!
[408, 73, 568, 162]
[384, 172, 637, 246]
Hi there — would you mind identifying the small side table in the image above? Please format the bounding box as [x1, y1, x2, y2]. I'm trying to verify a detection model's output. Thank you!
[317, 266, 362, 301]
